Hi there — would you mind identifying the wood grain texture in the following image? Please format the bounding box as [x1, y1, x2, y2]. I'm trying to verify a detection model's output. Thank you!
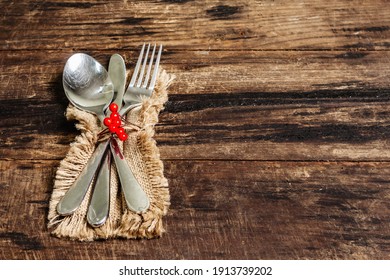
[0, 0, 390, 260]
[1, 50, 390, 160]
[1, 160, 390, 259]
[1, 0, 389, 50]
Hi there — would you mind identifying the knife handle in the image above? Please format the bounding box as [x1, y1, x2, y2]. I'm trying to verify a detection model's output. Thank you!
[57, 140, 109, 216]
[87, 148, 111, 227]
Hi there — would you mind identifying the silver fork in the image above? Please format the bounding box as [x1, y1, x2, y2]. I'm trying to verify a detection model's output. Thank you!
[119, 43, 162, 115]
[108, 43, 162, 215]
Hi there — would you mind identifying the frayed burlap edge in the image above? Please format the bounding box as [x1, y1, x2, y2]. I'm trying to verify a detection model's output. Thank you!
[47, 69, 174, 241]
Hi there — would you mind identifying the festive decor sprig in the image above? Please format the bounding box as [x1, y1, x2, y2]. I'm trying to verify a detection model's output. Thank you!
[103, 103, 128, 141]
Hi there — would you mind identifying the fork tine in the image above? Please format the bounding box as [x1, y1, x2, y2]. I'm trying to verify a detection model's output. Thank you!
[136, 43, 150, 87]
[142, 44, 156, 88]
[148, 44, 162, 90]
[129, 43, 145, 87]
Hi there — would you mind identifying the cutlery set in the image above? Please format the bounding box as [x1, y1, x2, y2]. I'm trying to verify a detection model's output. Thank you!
[57, 43, 162, 227]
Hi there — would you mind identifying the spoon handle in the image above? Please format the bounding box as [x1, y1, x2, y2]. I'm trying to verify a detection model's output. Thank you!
[110, 138, 150, 213]
[57, 140, 109, 216]
[87, 148, 111, 227]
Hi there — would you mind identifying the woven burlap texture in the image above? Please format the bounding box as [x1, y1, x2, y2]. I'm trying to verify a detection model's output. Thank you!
[48, 70, 173, 241]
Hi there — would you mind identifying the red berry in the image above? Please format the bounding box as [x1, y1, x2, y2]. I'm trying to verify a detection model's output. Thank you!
[109, 103, 118, 112]
[103, 117, 112, 127]
[110, 112, 120, 120]
[113, 119, 122, 127]
[117, 127, 125, 135]
[108, 125, 118, 133]
[118, 132, 128, 141]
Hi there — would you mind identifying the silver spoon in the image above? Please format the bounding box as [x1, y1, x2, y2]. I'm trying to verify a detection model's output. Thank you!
[57, 53, 114, 216]
[62, 53, 114, 122]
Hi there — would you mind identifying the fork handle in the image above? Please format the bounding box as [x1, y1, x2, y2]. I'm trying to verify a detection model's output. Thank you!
[110, 137, 150, 213]
[118, 103, 141, 116]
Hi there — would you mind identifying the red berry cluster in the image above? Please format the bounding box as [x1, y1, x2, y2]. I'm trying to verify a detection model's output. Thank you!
[103, 103, 128, 141]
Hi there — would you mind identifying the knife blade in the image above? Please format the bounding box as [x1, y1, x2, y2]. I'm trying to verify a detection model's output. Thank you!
[108, 54, 127, 111]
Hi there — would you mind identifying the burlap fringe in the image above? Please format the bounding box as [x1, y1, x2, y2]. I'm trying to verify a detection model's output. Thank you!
[48, 69, 174, 241]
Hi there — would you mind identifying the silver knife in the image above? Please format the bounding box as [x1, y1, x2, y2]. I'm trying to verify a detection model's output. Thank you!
[87, 147, 111, 227]
[106, 54, 150, 213]
[86, 54, 127, 226]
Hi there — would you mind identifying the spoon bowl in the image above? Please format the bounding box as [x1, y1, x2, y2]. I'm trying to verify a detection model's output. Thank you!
[63, 53, 114, 121]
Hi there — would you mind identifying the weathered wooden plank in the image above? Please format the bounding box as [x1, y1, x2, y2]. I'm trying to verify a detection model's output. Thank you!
[0, 160, 389, 259]
[1, 0, 389, 51]
[1, 50, 389, 101]
[2, 93, 390, 161]
[1, 0, 390, 262]
[1, 50, 389, 161]
[2, 99, 390, 161]
[158, 96, 390, 161]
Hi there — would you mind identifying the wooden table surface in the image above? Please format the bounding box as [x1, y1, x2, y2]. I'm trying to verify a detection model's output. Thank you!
[1, 0, 390, 260]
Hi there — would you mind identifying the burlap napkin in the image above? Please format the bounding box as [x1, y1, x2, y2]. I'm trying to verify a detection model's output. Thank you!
[48, 70, 174, 241]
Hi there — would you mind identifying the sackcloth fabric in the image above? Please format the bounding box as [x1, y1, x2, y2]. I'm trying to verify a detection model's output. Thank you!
[47, 69, 173, 241]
